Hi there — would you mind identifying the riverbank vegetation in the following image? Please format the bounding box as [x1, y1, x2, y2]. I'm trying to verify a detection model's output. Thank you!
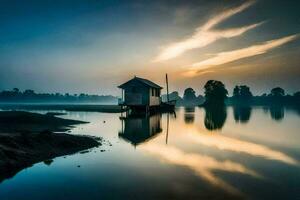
[0, 88, 117, 104]
[163, 82, 299, 107]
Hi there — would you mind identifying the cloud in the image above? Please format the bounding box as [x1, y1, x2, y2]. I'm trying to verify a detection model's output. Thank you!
[201, 0, 255, 31]
[154, 0, 259, 62]
[189, 34, 299, 72]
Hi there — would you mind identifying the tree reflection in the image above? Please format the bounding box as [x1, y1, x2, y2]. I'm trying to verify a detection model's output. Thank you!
[233, 106, 252, 123]
[184, 107, 195, 124]
[296, 107, 300, 117]
[204, 106, 227, 131]
[270, 106, 284, 121]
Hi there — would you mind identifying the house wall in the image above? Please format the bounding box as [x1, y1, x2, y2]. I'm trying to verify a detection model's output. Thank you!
[122, 80, 150, 105]
[149, 96, 160, 106]
[121, 79, 161, 106]
[149, 88, 160, 106]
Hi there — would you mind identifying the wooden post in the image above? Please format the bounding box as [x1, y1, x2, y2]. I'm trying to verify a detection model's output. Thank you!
[166, 74, 169, 102]
[166, 113, 169, 144]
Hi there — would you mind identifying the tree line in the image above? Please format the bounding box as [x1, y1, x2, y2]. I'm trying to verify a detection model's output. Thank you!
[1, 81, 299, 106]
[162, 80, 300, 106]
[0, 88, 118, 103]
[180, 80, 299, 131]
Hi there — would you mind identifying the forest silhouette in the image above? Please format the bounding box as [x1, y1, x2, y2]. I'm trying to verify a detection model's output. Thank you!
[0, 80, 299, 106]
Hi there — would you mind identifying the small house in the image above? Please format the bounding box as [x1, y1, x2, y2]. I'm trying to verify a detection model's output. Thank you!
[118, 76, 162, 110]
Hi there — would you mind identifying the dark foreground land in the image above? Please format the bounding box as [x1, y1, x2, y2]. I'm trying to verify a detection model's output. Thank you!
[0, 104, 123, 113]
[0, 111, 101, 183]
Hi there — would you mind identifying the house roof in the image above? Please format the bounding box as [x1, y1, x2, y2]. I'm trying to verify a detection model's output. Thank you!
[118, 76, 163, 89]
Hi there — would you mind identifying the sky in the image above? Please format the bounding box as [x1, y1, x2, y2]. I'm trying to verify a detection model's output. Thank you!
[0, 0, 299, 96]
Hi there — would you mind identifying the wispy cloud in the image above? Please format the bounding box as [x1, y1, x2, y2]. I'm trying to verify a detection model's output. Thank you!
[201, 0, 255, 31]
[154, 0, 259, 62]
[189, 34, 299, 72]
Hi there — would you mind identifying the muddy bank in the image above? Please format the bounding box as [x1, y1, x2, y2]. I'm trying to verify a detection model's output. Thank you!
[0, 111, 87, 133]
[0, 111, 101, 183]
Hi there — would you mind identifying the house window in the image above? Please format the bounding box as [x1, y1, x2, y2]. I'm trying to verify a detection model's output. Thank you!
[151, 88, 155, 96]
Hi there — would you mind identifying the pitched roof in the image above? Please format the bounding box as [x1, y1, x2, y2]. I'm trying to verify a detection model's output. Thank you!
[118, 76, 163, 89]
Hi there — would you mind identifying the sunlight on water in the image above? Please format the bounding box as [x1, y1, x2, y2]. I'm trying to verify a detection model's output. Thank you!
[0, 107, 300, 199]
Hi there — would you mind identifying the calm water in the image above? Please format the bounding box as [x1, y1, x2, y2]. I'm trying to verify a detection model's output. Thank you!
[0, 106, 300, 200]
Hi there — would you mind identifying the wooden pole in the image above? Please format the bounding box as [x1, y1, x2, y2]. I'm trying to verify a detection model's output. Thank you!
[166, 113, 169, 144]
[166, 74, 169, 102]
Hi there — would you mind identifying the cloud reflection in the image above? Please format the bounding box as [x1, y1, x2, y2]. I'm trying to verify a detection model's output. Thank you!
[186, 132, 298, 166]
[142, 143, 260, 195]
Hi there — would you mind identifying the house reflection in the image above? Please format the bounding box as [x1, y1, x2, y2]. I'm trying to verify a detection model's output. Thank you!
[119, 114, 163, 146]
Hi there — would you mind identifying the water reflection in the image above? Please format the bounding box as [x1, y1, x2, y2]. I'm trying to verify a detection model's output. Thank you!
[184, 107, 195, 124]
[43, 159, 54, 166]
[204, 106, 227, 130]
[233, 106, 252, 123]
[186, 132, 298, 166]
[1, 107, 300, 200]
[270, 106, 284, 121]
[296, 107, 300, 116]
[119, 114, 162, 146]
[142, 143, 260, 196]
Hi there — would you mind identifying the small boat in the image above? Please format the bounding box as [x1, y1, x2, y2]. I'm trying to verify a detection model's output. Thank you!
[160, 100, 176, 110]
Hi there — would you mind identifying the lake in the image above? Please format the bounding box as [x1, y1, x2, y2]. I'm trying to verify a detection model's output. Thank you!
[0, 106, 300, 200]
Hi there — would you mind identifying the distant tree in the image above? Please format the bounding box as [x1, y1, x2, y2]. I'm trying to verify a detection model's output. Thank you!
[161, 91, 183, 104]
[0, 88, 118, 103]
[232, 85, 252, 100]
[240, 85, 253, 99]
[271, 87, 285, 97]
[23, 89, 35, 95]
[261, 93, 267, 97]
[169, 91, 181, 101]
[204, 80, 228, 106]
[233, 86, 240, 98]
[197, 94, 205, 105]
[293, 91, 300, 98]
[13, 88, 20, 93]
[183, 88, 196, 101]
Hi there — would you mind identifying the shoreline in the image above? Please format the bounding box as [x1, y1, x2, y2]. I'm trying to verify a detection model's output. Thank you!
[0, 111, 102, 183]
[0, 104, 124, 113]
